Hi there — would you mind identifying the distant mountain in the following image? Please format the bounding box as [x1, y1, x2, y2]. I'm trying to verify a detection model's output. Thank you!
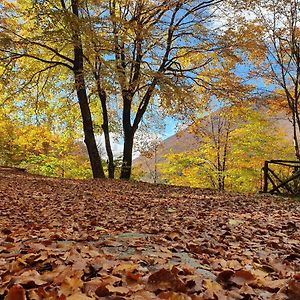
[133, 129, 199, 181]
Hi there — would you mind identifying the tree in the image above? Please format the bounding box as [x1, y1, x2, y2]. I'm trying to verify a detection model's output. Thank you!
[226, 0, 300, 160]
[104, 0, 224, 179]
[0, 0, 105, 178]
[160, 105, 294, 192]
[136, 135, 163, 184]
[0, 105, 91, 178]
[160, 106, 235, 191]
[69, 0, 105, 178]
[191, 108, 232, 191]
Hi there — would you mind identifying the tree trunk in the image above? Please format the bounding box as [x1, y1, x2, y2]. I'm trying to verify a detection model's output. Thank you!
[75, 71, 105, 178]
[120, 94, 134, 180]
[292, 111, 300, 160]
[72, 0, 105, 178]
[96, 79, 115, 178]
[221, 127, 230, 191]
[120, 128, 134, 179]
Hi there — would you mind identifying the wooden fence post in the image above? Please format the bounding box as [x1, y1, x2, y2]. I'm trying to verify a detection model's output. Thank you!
[263, 161, 269, 193]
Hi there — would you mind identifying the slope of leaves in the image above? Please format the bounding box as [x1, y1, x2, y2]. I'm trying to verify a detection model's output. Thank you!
[0, 167, 299, 299]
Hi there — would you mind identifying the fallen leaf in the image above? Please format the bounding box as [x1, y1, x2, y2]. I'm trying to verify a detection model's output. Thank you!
[113, 263, 139, 274]
[4, 285, 26, 300]
[231, 270, 256, 286]
[287, 279, 300, 300]
[95, 285, 110, 297]
[83, 279, 104, 296]
[60, 270, 83, 296]
[107, 285, 130, 295]
[216, 270, 234, 284]
[148, 268, 186, 292]
[15, 270, 47, 287]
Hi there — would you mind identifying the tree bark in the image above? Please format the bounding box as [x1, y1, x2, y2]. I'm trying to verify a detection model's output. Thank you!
[74, 70, 105, 178]
[96, 80, 115, 178]
[291, 111, 300, 160]
[120, 128, 134, 179]
[72, 0, 105, 178]
[120, 94, 134, 179]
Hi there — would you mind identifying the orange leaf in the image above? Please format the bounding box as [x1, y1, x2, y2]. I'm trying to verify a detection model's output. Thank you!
[287, 279, 300, 300]
[231, 270, 256, 286]
[5, 285, 26, 300]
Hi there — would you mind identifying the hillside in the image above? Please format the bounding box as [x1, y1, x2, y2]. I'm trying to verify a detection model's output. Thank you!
[134, 113, 294, 183]
[0, 167, 299, 299]
[133, 129, 200, 181]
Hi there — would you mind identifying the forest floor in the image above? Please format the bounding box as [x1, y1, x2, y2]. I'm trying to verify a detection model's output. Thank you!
[0, 167, 299, 300]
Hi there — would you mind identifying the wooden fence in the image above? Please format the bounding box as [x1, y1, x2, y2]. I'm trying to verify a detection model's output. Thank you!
[262, 160, 300, 195]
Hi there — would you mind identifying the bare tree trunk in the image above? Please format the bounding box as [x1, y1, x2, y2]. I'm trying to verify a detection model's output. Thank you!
[221, 127, 230, 191]
[292, 111, 300, 160]
[74, 70, 105, 178]
[72, 0, 105, 178]
[96, 79, 115, 178]
[120, 129, 134, 179]
[120, 95, 134, 179]
[154, 145, 158, 184]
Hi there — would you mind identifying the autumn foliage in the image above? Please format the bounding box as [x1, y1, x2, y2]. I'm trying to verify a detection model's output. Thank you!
[0, 168, 300, 299]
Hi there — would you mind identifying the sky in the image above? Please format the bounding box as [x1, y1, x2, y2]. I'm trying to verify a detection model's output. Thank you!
[97, 115, 178, 159]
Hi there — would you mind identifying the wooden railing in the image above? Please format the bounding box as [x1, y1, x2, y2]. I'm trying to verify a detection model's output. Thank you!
[262, 160, 300, 195]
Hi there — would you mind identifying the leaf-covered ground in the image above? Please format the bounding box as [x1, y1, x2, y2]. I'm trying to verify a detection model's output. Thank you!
[0, 167, 299, 300]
